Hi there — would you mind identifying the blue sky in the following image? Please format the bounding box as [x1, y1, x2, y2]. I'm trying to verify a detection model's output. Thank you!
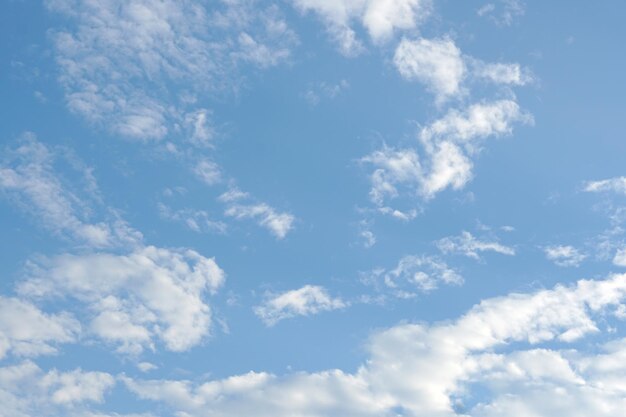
[2, 1, 626, 416]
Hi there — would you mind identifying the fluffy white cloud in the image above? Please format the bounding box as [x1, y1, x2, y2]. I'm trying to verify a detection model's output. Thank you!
[291, 0, 431, 55]
[0, 361, 115, 417]
[584, 177, 626, 195]
[363, 100, 532, 203]
[254, 285, 346, 326]
[363, 254, 462, 296]
[17, 246, 225, 354]
[544, 245, 587, 267]
[394, 37, 466, 102]
[0, 297, 80, 359]
[472, 61, 531, 85]
[121, 273, 626, 417]
[0, 136, 142, 248]
[47, 0, 296, 140]
[437, 231, 515, 259]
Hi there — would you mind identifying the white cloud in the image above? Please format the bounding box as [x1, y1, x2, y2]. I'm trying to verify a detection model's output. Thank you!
[0, 135, 142, 248]
[614, 247, 626, 267]
[122, 273, 626, 417]
[303, 79, 349, 106]
[584, 177, 626, 195]
[216, 186, 294, 239]
[193, 159, 222, 186]
[0, 361, 115, 417]
[254, 285, 346, 326]
[394, 37, 466, 103]
[363, 100, 532, 203]
[544, 245, 587, 267]
[47, 0, 296, 140]
[0, 296, 80, 359]
[291, 0, 431, 55]
[17, 246, 225, 354]
[472, 61, 532, 85]
[437, 231, 515, 259]
[363, 255, 462, 295]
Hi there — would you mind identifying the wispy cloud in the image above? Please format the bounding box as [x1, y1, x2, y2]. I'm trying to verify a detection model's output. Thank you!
[544, 245, 587, 267]
[437, 231, 515, 259]
[254, 285, 346, 326]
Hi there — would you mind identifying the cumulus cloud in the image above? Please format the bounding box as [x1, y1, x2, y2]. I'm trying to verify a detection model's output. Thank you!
[121, 273, 626, 417]
[17, 246, 225, 354]
[219, 187, 295, 239]
[471, 60, 532, 85]
[0, 361, 116, 417]
[254, 285, 346, 326]
[394, 37, 466, 103]
[0, 296, 80, 359]
[0, 135, 142, 248]
[584, 177, 626, 195]
[47, 0, 296, 140]
[614, 248, 626, 267]
[291, 0, 431, 55]
[437, 231, 515, 259]
[363, 100, 532, 203]
[363, 254, 462, 296]
[544, 245, 587, 267]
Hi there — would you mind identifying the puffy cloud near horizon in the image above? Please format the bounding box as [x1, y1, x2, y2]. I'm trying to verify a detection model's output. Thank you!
[119, 273, 626, 417]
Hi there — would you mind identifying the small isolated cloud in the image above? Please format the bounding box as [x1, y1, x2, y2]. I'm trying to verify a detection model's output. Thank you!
[437, 231, 515, 259]
[291, 0, 432, 56]
[394, 37, 466, 103]
[477, 0, 525, 26]
[17, 246, 225, 354]
[254, 285, 346, 326]
[220, 187, 295, 239]
[303, 79, 349, 106]
[0, 296, 80, 359]
[363, 255, 462, 296]
[544, 245, 587, 267]
[363, 100, 532, 204]
[584, 177, 626, 195]
[471, 60, 532, 85]
[614, 247, 626, 267]
[193, 159, 222, 186]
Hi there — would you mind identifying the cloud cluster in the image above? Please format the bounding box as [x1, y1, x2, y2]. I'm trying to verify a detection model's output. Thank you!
[254, 285, 346, 326]
[118, 273, 626, 417]
[48, 0, 296, 141]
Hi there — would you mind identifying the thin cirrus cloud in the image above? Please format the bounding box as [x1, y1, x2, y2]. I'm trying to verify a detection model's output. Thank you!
[0, 134, 142, 249]
[584, 177, 626, 195]
[437, 231, 516, 260]
[117, 273, 626, 417]
[254, 285, 346, 326]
